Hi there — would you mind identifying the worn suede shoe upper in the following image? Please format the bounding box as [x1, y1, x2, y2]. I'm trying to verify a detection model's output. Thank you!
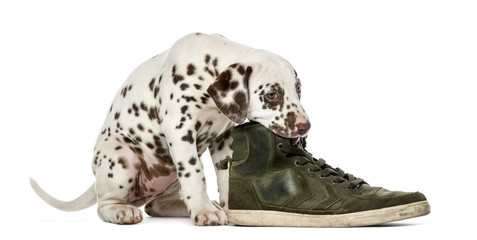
[227, 122, 427, 215]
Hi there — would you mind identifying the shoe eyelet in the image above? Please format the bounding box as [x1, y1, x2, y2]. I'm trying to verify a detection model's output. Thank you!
[307, 168, 314, 173]
[277, 143, 283, 149]
[319, 174, 325, 179]
[294, 160, 300, 166]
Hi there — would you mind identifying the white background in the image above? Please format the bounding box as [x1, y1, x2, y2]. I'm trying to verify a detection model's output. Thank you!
[1, 0, 476, 239]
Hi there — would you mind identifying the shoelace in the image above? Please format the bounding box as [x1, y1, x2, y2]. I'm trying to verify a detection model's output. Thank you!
[278, 137, 367, 189]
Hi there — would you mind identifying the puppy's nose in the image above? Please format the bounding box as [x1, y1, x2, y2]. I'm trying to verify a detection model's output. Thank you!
[296, 121, 311, 135]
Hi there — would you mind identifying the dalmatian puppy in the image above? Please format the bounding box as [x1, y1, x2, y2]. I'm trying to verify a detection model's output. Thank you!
[30, 33, 311, 226]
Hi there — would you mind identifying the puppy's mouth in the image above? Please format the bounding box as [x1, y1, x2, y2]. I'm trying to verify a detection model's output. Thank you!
[255, 120, 303, 144]
[291, 137, 300, 145]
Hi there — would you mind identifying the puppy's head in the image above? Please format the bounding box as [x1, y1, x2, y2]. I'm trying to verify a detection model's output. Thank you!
[207, 50, 310, 140]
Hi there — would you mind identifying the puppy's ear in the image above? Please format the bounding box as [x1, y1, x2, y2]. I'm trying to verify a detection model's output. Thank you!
[207, 64, 253, 123]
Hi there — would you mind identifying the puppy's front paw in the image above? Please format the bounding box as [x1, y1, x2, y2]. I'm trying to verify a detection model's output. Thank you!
[192, 203, 228, 226]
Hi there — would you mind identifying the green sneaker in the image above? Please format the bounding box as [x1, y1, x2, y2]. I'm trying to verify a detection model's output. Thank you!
[224, 122, 430, 227]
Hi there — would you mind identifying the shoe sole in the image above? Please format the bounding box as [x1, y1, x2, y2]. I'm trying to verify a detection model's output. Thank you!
[227, 200, 430, 227]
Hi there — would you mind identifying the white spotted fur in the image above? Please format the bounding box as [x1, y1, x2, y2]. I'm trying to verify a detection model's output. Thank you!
[30, 33, 310, 225]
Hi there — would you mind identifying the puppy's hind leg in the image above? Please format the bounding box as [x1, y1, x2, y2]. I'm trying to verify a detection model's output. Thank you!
[93, 140, 143, 224]
[145, 180, 189, 217]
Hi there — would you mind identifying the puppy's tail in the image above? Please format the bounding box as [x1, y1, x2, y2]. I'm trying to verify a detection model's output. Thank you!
[30, 178, 97, 211]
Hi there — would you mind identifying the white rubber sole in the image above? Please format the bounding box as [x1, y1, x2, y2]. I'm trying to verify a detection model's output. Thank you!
[227, 200, 430, 227]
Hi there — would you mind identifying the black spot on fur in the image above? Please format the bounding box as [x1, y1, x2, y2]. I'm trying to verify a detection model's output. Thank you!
[121, 85, 132, 98]
[131, 146, 143, 155]
[180, 83, 189, 91]
[117, 157, 128, 169]
[234, 91, 247, 106]
[189, 157, 197, 165]
[182, 95, 197, 102]
[214, 70, 232, 91]
[230, 81, 239, 90]
[181, 105, 188, 114]
[177, 162, 185, 174]
[172, 65, 177, 75]
[204, 66, 215, 77]
[154, 87, 160, 98]
[187, 64, 196, 75]
[284, 111, 297, 131]
[132, 103, 139, 114]
[195, 121, 202, 131]
[217, 141, 225, 151]
[181, 130, 194, 144]
[148, 107, 158, 120]
[173, 75, 184, 84]
[237, 65, 246, 75]
[200, 96, 209, 104]
[172, 65, 185, 84]
[149, 78, 155, 91]
[123, 136, 133, 144]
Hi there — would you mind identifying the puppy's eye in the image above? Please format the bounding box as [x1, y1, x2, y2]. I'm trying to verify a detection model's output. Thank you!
[266, 92, 279, 101]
